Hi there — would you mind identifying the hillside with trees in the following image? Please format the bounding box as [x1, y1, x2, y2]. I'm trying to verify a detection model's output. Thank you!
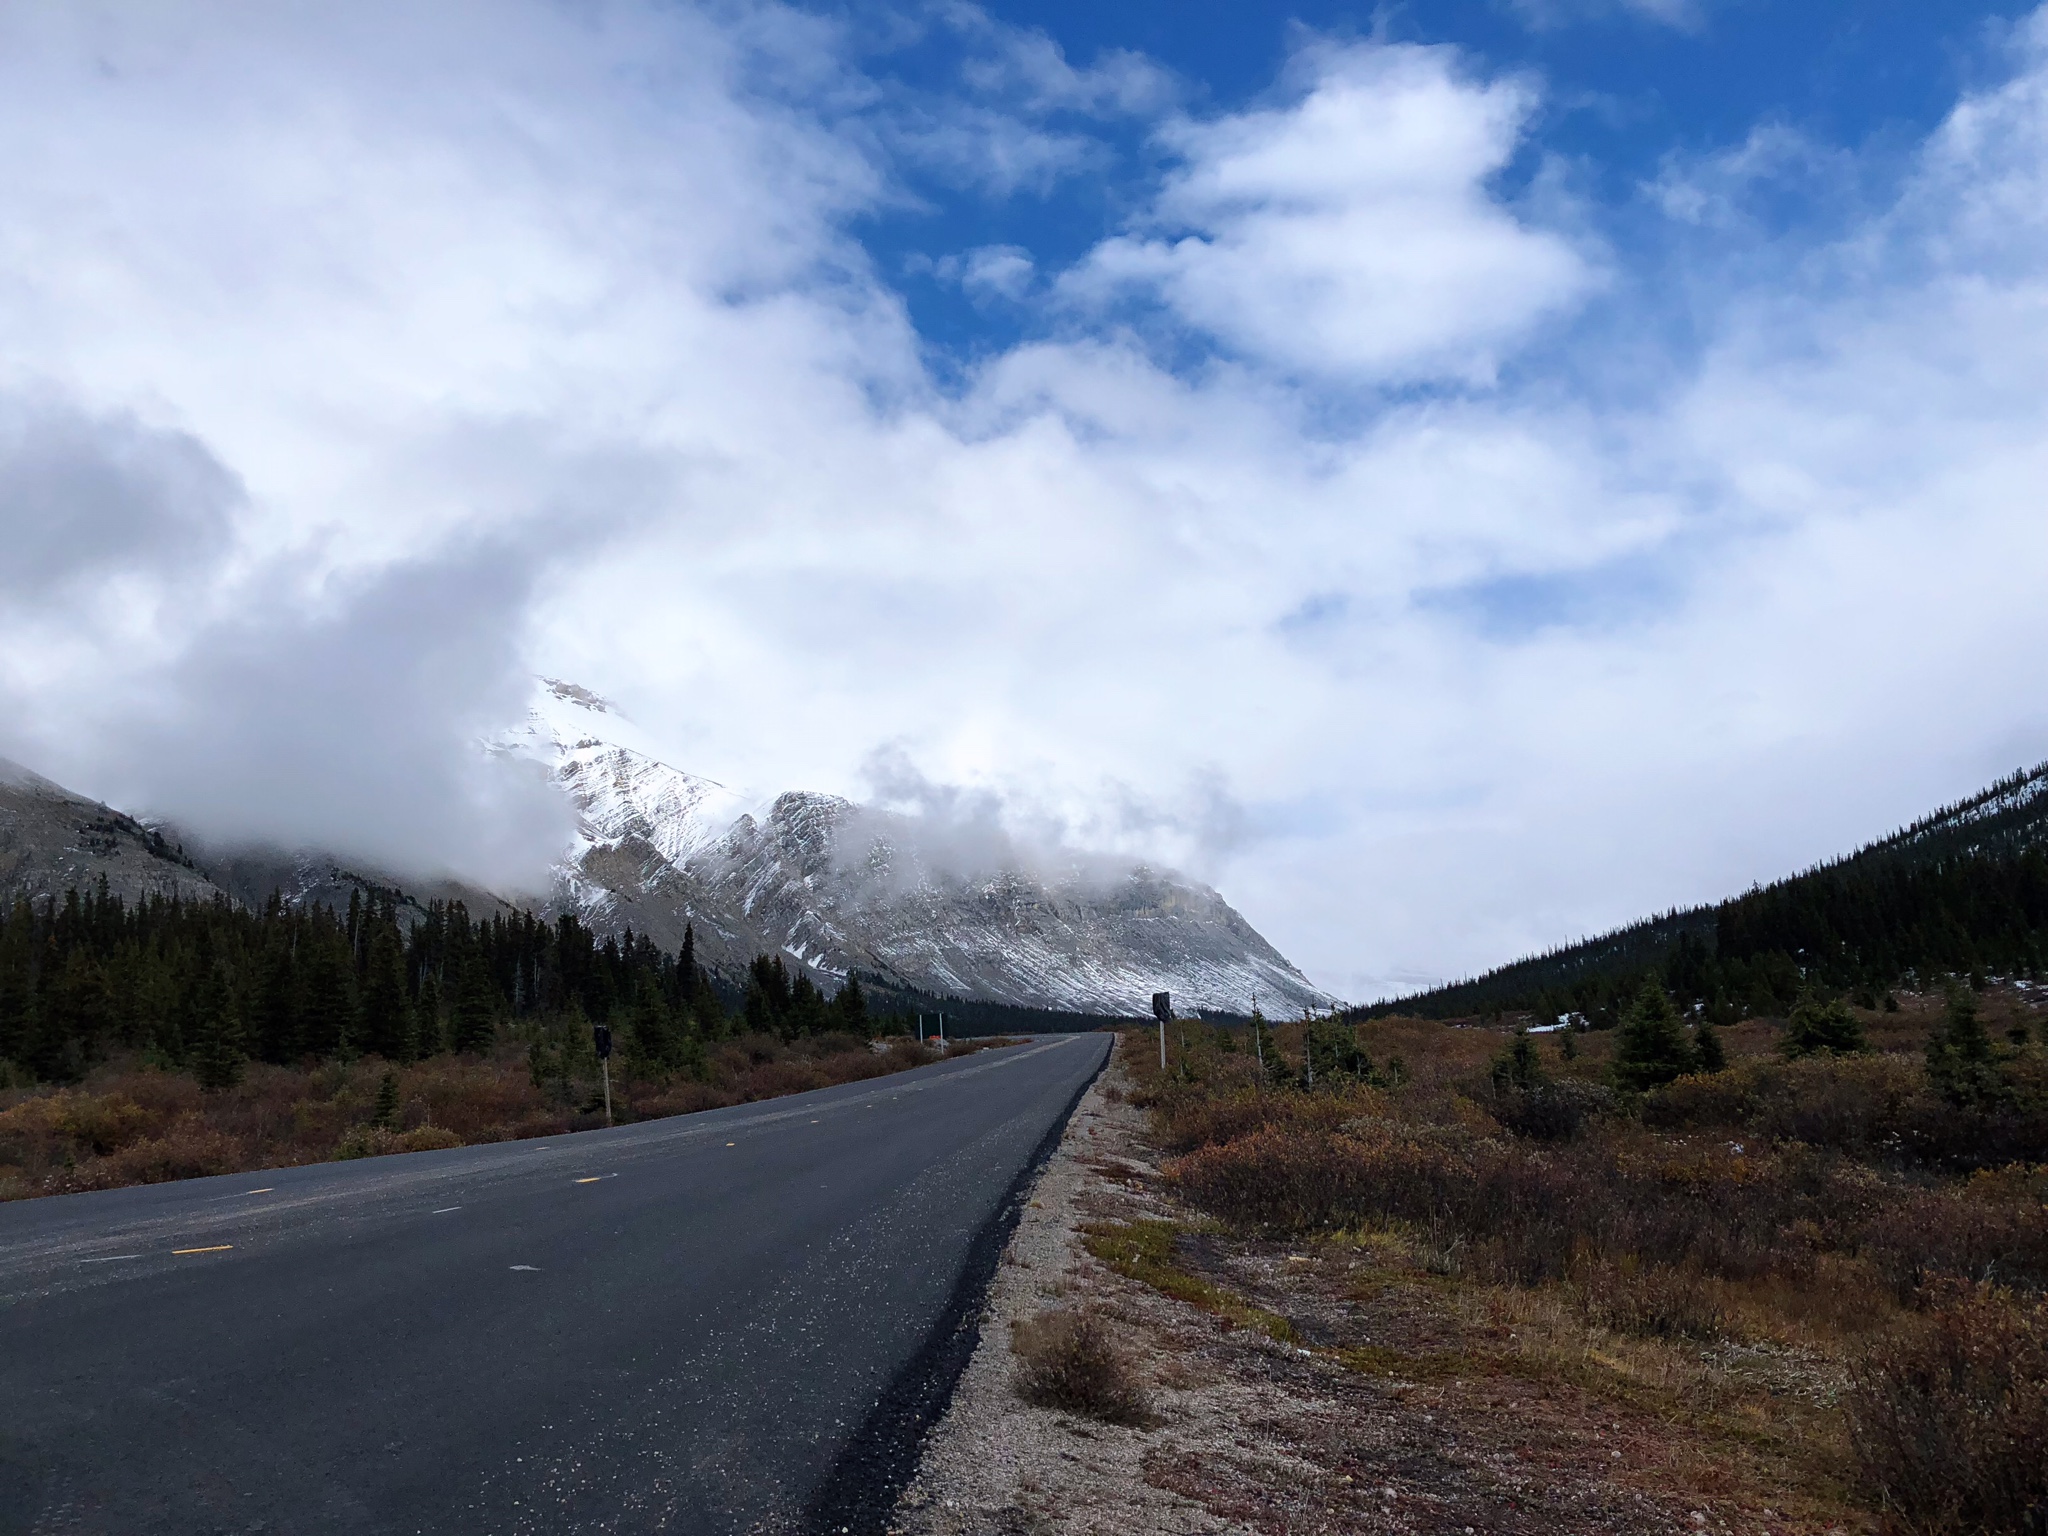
[1366, 762, 2048, 1026]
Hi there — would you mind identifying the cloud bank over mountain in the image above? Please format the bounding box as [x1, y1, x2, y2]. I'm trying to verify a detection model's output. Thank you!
[1, 3, 2045, 999]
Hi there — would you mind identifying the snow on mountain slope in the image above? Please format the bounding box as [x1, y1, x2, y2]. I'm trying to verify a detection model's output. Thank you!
[496, 680, 751, 868]
[512, 681, 1340, 1015]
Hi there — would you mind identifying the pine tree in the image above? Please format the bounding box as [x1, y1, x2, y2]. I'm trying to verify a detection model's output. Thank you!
[1692, 1019, 1728, 1073]
[371, 1069, 400, 1129]
[832, 975, 868, 1033]
[746, 954, 793, 1036]
[448, 952, 497, 1055]
[1782, 992, 1869, 1058]
[0, 899, 35, 1068]
[1612, 981, 1697, 1091]
[1493, 1027, 1543, 1093]
[1926, 983, 2000, 1106]
[357, 916, 413, 1061]
[252, 932, 301, 1065]
[628, 971, 674, 1070]
[300, 930, 356, 1058]
[787, 973, 828, 1038]
[190, 958, 247, 1091]
[676, 923, 697, 1011]
[414, 972, 444, 1057]
[1245, 1007, 1287, 1086]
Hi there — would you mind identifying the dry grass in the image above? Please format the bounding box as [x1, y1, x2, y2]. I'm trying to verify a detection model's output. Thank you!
[0, 1031, 1013, 1199]
[1010, 1307, 1155, 1426]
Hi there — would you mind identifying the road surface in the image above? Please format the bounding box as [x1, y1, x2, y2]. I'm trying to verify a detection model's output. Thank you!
[0, 1032, 1110, 1534]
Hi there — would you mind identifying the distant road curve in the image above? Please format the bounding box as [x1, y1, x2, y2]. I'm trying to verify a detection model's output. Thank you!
[0, 1032, 1111, 1535]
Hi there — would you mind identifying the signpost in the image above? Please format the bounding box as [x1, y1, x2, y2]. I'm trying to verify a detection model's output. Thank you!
[592, 1023, 614, 1127]
[1152, 992, 1171, 1072]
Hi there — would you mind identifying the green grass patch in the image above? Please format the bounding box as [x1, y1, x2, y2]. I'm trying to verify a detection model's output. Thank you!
[1081, 1219, 1300, 1344]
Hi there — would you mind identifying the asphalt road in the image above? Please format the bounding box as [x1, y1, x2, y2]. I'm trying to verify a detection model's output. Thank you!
[0, 1032, 1110, 1535]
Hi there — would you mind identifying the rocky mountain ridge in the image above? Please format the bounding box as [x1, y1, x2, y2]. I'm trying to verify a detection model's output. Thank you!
[0, 684, 1338, 1016]
[505, 681, 1337, 1016]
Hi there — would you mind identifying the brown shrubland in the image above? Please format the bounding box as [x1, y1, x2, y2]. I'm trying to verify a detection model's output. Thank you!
[1132, 1000, 2048, 1529]
[0, 1032, 1000, 1199]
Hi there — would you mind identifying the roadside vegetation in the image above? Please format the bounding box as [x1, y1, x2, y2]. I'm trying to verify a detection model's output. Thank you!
[0, 882, 1003, 1200]
[1121, 988, 2048, 1533]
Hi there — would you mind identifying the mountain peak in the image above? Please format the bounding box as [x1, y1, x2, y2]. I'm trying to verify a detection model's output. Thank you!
[515, 685, 1337, 1014]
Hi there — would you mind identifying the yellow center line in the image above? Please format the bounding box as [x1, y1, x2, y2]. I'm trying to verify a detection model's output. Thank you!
[725, 1142, 736, 1147]
[172, 1245, 233, 1255]
[573, 1177, 602, 1184]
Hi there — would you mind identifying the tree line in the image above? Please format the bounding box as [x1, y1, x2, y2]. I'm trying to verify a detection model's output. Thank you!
[0, 881, 880, 1090]
[1364, 845, 2048, 1028]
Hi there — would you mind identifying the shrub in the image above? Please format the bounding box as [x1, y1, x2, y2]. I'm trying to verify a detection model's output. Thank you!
[1847, 1289, 2048, 1536]
[84, 1119, 247, 1186]
[1577, 1258, 1725, 1341]
[1154, 1086, 1366, 1155]
[1010, 1308, 1153, 1425]
[333, 1124, 464, 1160]
[1859, 1181, 2048, 1303]
[1491, 1079, 1613, 1141]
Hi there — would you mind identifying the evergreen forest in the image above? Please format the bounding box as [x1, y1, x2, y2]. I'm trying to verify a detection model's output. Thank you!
[0, 881, 878, 1090]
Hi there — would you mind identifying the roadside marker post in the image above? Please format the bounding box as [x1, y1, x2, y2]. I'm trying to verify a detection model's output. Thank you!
[592, 1023, 614, 1127]
[1152, 992, 1171, 1072]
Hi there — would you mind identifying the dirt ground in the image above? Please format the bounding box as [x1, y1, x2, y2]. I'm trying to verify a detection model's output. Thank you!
[893, 1038, 1864, 1536]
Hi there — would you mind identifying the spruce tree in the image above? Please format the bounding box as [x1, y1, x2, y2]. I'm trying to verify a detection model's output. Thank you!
[1926, 983, 1999, 1106]
[832, 975, 868, 1033]
[1493, 1027, 1544, 1093]
[629, 972, 674, 1070]
[300, 932, 356, 1058]
[1692, 1019, 1728, 1073]
[787, 973, 828, 1038]
[253, 934, 301, 1065]
[1612, 981, 1698, 1091]
[371, 1069, 400, 1129]
[448, 952, 497, 1055]
[1782, 992, 1868, 1058]
[191, 958, 247, 1091]
[357, 918, 413, 1061]
[414, 972, 444, 1057]
[0, 900, 35, 1067]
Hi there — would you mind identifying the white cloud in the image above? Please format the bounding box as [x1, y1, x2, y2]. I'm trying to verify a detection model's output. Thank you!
[1066, 41, 1596, 382]
[1, 4, 2046, 1004]
[926, 243, 1036, 302]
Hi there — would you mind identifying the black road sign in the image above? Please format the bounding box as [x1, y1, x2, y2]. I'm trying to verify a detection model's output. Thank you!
[1151, 992, 1172, 1022]
[592, 1023, 613, 1061]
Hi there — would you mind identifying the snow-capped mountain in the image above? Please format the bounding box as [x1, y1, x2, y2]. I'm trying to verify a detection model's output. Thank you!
[510, 681, 1337, 1016]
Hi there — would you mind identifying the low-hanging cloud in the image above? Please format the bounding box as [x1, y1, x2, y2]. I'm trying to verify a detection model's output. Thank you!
[0, 392, 238, 601]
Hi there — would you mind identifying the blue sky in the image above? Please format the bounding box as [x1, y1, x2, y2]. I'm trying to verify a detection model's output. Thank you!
[1, 1, 2045, 1000]
[866, 0, 2037, 358]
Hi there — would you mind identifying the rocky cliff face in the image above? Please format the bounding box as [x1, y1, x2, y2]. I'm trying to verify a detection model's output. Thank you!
[0, 758, 224, 910]
[511, 682, 1337, 1015]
